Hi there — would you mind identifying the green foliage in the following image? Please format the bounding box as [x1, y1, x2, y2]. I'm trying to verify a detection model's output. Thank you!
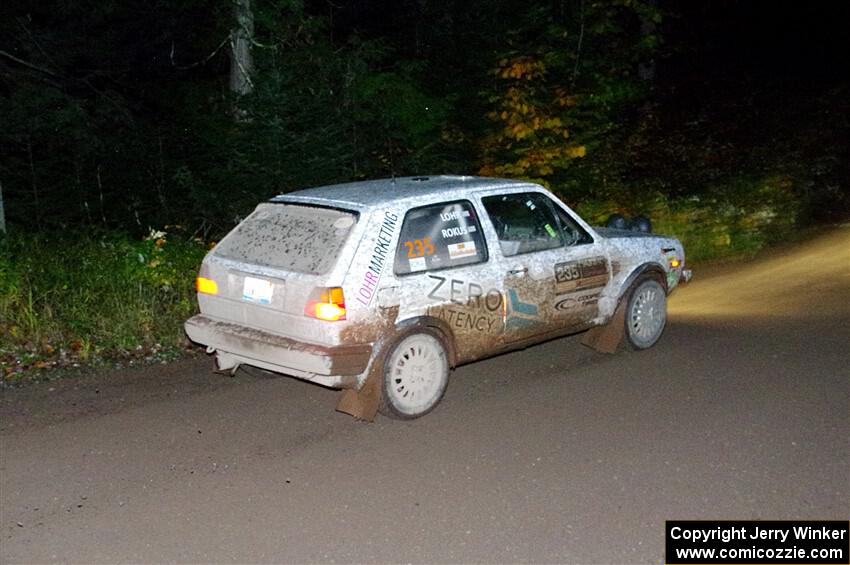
[477, 0, 659, 190]
[0, 230, 207, 377]
[160, 20, 458, 230]
[575, 173, 803, 262]
[478, 56, 587, 185]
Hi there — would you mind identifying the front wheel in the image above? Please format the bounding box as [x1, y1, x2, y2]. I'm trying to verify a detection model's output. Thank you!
[624, 278, 667, 350]
[380, 330, 450, 419]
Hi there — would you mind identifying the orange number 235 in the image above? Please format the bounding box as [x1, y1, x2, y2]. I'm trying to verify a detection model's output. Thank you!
[404, 237, 435, 258]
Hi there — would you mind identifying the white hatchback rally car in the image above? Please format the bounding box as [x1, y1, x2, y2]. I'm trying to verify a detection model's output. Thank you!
[185, 175, 691, 419]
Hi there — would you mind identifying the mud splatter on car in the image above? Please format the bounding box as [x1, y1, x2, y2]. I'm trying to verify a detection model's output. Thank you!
[185, 175, 691, 420]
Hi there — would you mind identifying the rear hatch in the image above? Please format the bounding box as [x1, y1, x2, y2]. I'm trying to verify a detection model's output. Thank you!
[198, 202, 359, 344]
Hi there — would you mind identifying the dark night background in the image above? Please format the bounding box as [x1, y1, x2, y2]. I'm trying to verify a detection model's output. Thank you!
[0, 0, 847, 364]
[1, 5, 848, 558]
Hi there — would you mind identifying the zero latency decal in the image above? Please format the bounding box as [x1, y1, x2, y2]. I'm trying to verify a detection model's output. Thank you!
[426, 274, 503, 334]
[505, 288, 539, 330]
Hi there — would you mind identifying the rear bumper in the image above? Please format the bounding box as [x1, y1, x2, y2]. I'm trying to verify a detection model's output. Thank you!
[184, 315, 371, 388]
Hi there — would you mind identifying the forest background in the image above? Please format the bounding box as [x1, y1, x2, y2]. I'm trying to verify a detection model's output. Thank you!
[1, 0, 847, 375]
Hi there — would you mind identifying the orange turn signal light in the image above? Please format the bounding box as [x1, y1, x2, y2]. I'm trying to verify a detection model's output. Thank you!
[196, 276, 219, 295]
[670, 258, 681, 268]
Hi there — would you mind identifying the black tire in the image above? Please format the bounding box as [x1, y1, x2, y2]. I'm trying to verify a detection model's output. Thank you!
[630, 215, 652, 233]
[624, 277, 667, 350]
[379, 328, 450, 420]
[606, 213, 628, 230]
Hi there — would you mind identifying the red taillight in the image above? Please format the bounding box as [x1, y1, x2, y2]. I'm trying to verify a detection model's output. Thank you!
[304, 287, 346, 321]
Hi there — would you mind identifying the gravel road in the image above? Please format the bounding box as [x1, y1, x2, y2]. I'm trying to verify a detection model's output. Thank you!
[2, 227, 848, 564]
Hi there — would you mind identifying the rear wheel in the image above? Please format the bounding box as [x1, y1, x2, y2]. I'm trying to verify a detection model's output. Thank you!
[380, 330, 450, 419]
[624, 277, 667, 350]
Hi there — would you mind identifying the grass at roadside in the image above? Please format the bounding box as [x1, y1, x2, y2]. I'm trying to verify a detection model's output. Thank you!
[0, 229, 208, 381]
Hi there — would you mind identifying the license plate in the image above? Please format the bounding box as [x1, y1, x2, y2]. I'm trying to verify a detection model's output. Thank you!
[242, 276, 273, 304]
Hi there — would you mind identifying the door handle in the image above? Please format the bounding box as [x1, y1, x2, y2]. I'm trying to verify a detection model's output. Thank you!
[507, 267, 528, 275]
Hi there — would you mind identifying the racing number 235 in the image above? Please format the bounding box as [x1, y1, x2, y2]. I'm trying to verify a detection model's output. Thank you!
[556, 262, 581, 282]
[404, 238, 435, 258]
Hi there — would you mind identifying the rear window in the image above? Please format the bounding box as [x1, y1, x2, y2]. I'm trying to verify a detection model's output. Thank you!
[214, 203, 358, 275]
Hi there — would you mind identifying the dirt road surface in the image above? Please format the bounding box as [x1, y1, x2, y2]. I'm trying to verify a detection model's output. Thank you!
[2, 227, 848, 564]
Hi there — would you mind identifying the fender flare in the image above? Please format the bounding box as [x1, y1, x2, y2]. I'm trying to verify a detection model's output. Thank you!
[391, 315, 458, 368]
[617, 262, 668, 303]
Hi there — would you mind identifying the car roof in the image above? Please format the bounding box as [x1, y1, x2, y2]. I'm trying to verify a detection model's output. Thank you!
[270, 175, 541, 209]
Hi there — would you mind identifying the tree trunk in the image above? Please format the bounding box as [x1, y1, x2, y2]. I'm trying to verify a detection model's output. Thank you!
[229, 0, 255, 98]
[0, 179, 6, 234]
[638, 0, 658, 83]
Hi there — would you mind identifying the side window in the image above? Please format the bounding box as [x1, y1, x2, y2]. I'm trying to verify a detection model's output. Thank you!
[481, 193, 565, 257]
[394, 200, 488, 275]
[553, 204, 594, 246]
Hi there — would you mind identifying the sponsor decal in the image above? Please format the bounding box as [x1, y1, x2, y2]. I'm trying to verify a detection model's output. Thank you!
[554, 297, 578, 311]
[440, 210, 471, 222]
[448, 241, 477, 260]
[440, 225, 477, 239]
[426, 276, 542, 332]
[431, 307, 499, 333]
[554, 290, 600, 312]
[427, 275, 502, 334]
[554, 256, 609, 291]
[427, 275, 503, 312]
[505, 288, 540, 330]
[409, 256, 427, 272]
[355, 210, 399, 306]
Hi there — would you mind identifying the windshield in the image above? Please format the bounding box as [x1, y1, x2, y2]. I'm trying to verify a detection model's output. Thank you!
[214, 203, 358, 275]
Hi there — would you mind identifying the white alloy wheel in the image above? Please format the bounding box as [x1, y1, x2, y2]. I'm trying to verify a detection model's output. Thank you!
[625, 278, 667, 350]
[381, 331, 449, 419]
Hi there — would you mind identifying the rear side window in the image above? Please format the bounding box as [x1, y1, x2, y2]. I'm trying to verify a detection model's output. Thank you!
[394, 200, 487, 275]
[214, 203, 358, 275]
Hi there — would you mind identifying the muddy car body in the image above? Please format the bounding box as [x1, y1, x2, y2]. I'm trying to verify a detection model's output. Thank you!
[185, 175, 691, 418]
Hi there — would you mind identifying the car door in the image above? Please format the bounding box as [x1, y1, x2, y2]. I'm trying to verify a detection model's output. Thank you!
[387, 199, 506, 364]
[478, 190, 611, 346]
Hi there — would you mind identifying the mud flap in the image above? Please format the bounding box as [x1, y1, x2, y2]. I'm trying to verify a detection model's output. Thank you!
[581, 298, 627, 354]
[335, 366, 383, 421]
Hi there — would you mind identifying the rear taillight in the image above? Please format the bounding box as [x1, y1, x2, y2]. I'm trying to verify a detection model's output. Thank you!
[304, 287, 346, 321]
[196, 276, 219, 295]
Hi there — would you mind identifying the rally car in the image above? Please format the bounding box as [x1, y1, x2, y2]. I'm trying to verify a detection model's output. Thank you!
[185, 175, 691, 419]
